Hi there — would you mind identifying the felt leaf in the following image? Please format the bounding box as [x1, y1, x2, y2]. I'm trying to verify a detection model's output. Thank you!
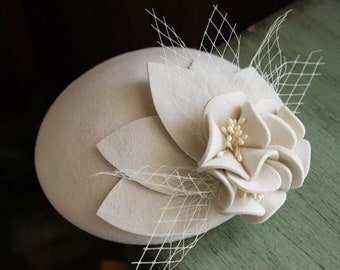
[97, 116, 196, 194]
[269, 145, 305, 189]
[148, 62, 213, 161]
[209, 170, 236, 211]
[97, 178, 232, 239]
[266, 160, 293, 191]
[240, 102, 271, 148]
[240, 147, 279, 178]
[97, 179, 202, 237]
[227, 163, 281, 193]
[262, 113, 298, 149]
[236, 67, 283, 105]
[190, 55, 239, 95]
[241, 190, 287, 224]
[198, 150, 249, 180]
[226, 196, 266, 216]
[198, 113, 227, 166]
[204, 92, 246, 128]
[294, 139, 311, 177]
[254, 99, 280, 114]
[277, 106, 305, 141]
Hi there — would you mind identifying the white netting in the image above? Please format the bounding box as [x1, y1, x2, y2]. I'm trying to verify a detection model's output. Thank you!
[199, 5, 240, 69]
[250, 11, 323, 114]
[133, 187, 216, 270]
[96, 166, 218, 196]
[105, 7, 322, 269]
[147, 6, 241, 147]
[97, 166, 218, 270]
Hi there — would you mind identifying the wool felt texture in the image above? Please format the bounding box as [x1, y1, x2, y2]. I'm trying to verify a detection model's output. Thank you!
[35, 47, 200, 244]
[35, 47, 311, 245]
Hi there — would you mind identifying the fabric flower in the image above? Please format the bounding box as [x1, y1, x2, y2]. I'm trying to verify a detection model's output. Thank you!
[197, 92, 311, 223]
[96, 53, 311, 236]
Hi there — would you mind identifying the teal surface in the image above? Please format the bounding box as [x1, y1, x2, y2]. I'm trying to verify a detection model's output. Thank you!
[177, 0, 340, 269]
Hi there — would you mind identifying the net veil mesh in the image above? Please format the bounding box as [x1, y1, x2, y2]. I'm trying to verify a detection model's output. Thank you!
[104, 6, 322, 269]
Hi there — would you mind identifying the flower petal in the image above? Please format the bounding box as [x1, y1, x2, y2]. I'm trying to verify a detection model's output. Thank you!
[148, 62, 211, 161]
[226, 196, 266, 216]
[241, 190, 287, 224]
[262, 114, 297, 149]
[254, 99, 280, 114]
[240, 147, 279, 178]
[227, 163, 281, 193]
[266, 160, 292, 191]
[198, 113, 226, 166]
[277, 106, 305, 141]
[97, 116, 196, 194]
[236, 67, 284, 105]
[240, 102, 271, 148]
[204, 92, 247, 128]
[198, 150, 249, 180]
[208, 170, 236, 211]
[269, 145, 305, 188]
[294, 139, 311, 177]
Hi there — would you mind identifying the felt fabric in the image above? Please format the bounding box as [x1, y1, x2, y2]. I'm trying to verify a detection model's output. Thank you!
[277, 106, 305, 141]
[241, 190, 287, 224]
[236, 67, 284, 105]
[194, 90, 310, 223]
[239, 148, 279, 178]
[97, 178, 233, 243]
[239, 102, 271, 148]
[35, 46, 311, 245]
[148, 62, 211, 161]
[35, 47, 201, 245]
[262, 114, 297, 149]
[203, 92, 246, 128]
[268, 145, 305, 189]
[227, 164, 281, 193]
[266, 160, 293, 191]
[97, 116, 196, 195]
[189, 52, 239, 93]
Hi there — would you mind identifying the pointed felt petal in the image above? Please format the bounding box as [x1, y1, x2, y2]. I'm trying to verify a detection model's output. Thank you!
[241, 190, 287, 224]
[204, 92, 247, 128]
[209, 170, 236, 211]
[97, 116, 196, 194]
[269, 145, 305, 189]
[262, 114, 297, 149]
[227, 163, 281, 193]
[198, 150, 249, 180]
[294, 139, 311, 177]
[226, 196, 265, 216]
[240, 102, 271, 148]
[97, 178, 216, 237]
[254, 99, 280, 114]
[236, 67, 284, 105]
[198, 113, 226, 166]
[190, 54, 239, 93]
[148, 62, 211, 161]
[277, 106, 305, 141]
[240, 147, 279, 178]
[266, 160, 292, 191]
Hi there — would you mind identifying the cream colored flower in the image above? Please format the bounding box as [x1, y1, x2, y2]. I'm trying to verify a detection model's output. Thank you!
[197, 92, 311, 223]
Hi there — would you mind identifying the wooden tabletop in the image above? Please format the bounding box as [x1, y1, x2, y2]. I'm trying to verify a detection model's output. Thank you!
[173, 0, 340, 269]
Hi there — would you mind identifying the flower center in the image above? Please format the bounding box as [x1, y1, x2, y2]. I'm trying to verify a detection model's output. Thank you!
[217, 117, 248, 161]
[238, 190, 264, 201]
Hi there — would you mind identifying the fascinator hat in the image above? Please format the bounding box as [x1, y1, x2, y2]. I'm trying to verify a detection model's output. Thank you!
[35, 7, 321, 268]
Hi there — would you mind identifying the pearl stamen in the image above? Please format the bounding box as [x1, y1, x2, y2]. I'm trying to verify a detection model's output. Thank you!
[219, 117, 248, 161]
